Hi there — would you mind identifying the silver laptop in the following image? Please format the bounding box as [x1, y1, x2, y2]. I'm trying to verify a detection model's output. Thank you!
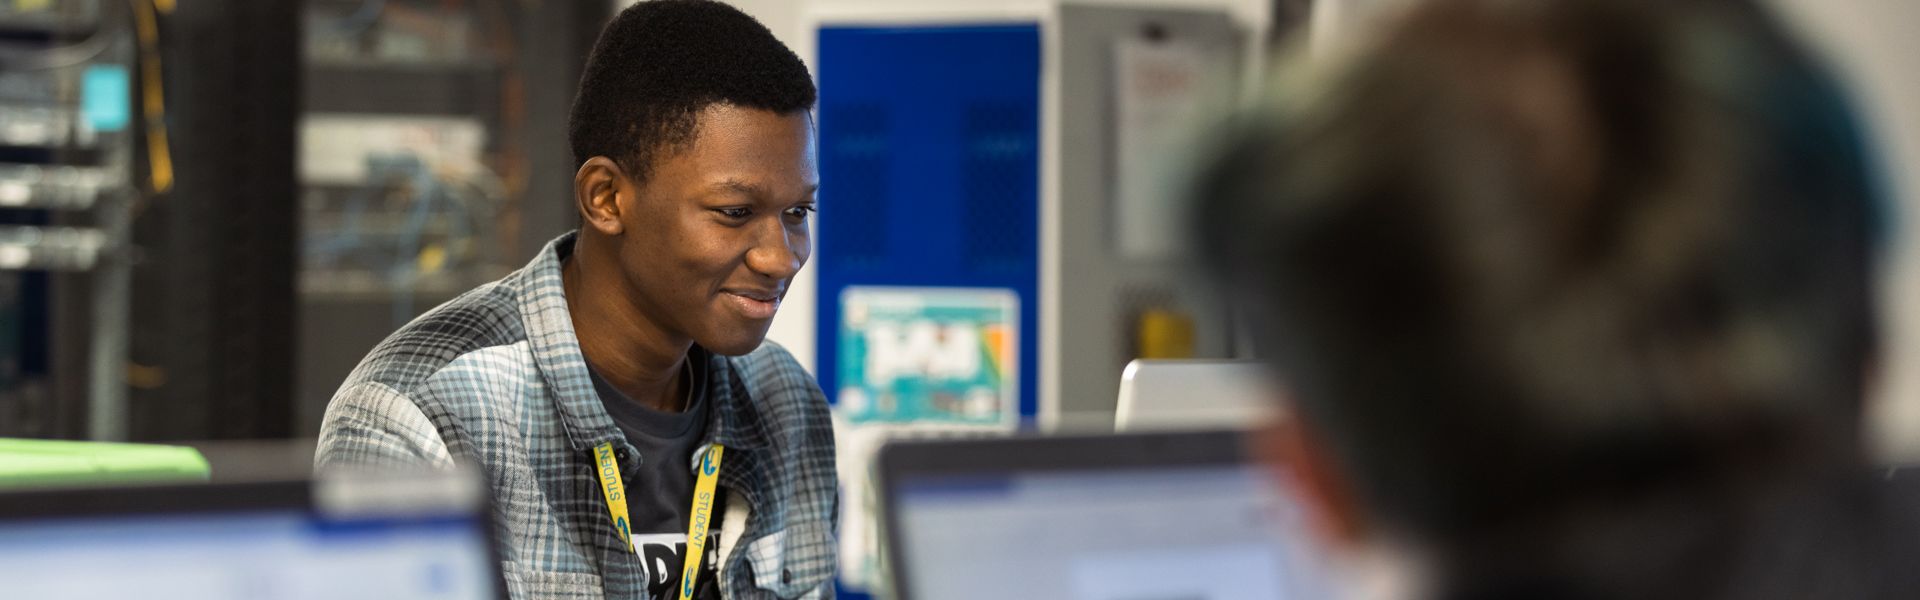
[0, 470, 502, 599]
[877, 430, 1335, 600]
[1116, 359, 1281, 431]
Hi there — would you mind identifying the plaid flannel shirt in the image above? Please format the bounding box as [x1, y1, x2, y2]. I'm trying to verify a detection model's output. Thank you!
[316, 232, 838, 600]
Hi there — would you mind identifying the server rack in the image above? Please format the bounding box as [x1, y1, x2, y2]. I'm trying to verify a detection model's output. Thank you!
[123, 0, 300, 441]
[0, 0, 135, 440]
[292, 0, 603, 434]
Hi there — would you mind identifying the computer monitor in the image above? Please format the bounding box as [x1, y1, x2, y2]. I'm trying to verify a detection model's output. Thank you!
[1116, 359, 1281, 431]
[0, 471, 501, 600]
[877, 430, 1334, 600]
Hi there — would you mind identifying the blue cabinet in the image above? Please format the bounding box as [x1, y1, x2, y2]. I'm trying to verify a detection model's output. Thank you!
[814, 24, 1043, 422]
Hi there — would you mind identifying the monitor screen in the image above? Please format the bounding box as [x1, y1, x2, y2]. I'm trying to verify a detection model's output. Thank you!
[0, 494, 497, 599]
[892, 463, 1331, 600]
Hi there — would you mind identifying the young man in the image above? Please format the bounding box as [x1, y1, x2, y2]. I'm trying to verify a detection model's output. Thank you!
[317, 2, 835, 598]
[1194, 0, 1920, 598]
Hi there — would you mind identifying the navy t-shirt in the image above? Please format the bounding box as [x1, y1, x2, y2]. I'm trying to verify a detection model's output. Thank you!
[589, 350, 724, 600]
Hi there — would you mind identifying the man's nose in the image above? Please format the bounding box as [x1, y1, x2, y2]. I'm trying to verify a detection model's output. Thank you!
[745, 219, 804, 281]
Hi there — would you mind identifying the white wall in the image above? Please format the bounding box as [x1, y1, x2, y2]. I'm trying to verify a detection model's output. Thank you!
[1762, 0, 1920, 459]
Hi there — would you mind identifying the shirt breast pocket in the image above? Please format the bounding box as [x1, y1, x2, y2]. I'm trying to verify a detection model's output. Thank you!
[742, 521, 835, 599]
[500, 561, 604, 599]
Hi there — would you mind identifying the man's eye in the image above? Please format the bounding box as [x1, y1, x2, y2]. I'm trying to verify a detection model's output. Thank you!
[785, 205, 816, 219]
[716, 207, 751, 219]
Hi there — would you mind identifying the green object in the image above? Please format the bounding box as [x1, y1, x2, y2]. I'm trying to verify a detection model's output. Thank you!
[0, 438, 210, 489]
[838, 287, 1020, 427]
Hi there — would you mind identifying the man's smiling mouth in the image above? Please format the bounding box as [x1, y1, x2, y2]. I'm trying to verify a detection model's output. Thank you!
[722, 289, 783, 319]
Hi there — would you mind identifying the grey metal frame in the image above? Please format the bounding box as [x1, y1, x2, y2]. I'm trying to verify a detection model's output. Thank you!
[1047, 5, 1246, 431]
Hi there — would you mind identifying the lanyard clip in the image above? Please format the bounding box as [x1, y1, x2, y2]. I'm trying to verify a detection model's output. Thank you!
[691, 443, 714, 475]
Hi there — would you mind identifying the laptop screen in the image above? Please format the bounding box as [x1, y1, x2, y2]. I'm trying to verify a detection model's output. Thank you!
[0, 479, 498, 600]
[892, 461, 1330, 600]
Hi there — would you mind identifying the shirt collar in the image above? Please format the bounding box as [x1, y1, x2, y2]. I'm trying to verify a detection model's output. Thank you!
[514, 231, 770, 453]
[701, 346, 772, 451]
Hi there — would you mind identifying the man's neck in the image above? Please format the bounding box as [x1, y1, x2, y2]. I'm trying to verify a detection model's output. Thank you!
[561, 238, 693, 413]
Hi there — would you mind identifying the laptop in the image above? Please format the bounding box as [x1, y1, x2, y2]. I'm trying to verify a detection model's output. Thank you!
[877, 430, 1334, 600]
[1115, 360, 1281, 432]
[0, 470, 503, 600]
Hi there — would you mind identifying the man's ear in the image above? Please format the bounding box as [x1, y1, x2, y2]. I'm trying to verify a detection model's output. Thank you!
[575, 156, 628, 236]
[1258, 414, 1369, 551]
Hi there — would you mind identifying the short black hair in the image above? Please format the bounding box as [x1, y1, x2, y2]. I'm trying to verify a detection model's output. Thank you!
[568, 0, 816, 181]
[1196, 0, 1880, 542]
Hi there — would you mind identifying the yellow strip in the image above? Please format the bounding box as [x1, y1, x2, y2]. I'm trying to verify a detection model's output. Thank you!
[594, 441, 728, 596]
[133, 0, 173, 194]
[145, 127, 172, 193]
[592, 442, 634, 552]
[679, 444, 725, 600]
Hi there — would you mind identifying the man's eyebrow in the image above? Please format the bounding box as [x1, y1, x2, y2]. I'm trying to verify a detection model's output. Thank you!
[707, 179, 820, 201]
[708, 179, 768, 199]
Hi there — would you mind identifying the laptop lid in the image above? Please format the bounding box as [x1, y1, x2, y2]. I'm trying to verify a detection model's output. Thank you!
[0, 470, 503, 600]
[877, 430, 1333, 600]
[1116, 360, 1281, 432]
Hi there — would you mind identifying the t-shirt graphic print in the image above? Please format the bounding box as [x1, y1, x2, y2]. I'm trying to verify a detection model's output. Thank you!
[633, 532, 722, 600]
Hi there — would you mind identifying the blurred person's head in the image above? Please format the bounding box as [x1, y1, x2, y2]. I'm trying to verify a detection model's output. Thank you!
[565, 0, 817, 356]
[1194, 0, 1885, 595]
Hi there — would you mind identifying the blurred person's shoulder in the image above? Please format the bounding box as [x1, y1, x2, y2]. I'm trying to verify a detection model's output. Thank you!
[1718, 472, 1920, 600]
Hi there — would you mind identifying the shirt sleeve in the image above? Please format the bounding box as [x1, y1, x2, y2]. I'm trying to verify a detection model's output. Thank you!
[315, 381, 457, 470]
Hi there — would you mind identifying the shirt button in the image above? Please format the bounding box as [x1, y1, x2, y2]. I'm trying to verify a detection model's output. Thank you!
[782, 568, 793, 584]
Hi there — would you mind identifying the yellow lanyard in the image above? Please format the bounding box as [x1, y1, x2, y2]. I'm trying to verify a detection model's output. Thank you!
[593, 441, 727, 600]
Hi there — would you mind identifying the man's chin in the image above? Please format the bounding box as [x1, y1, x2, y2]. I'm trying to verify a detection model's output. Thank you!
[698, 329, 773, 357]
